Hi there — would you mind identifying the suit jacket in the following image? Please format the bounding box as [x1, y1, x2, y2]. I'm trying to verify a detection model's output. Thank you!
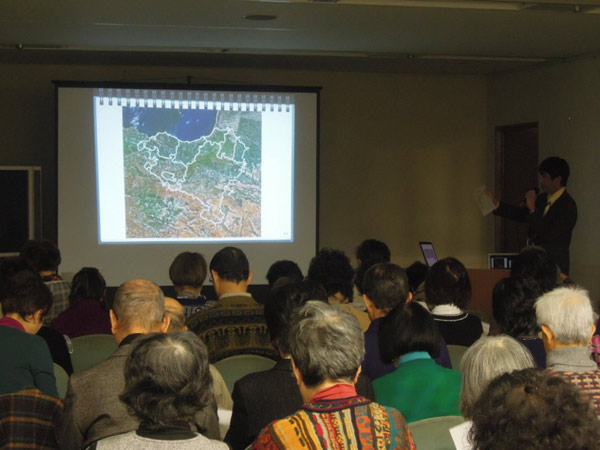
[224, 358, 375, 450]
[58, 335, 220, 450]
[495, 190, 577, 274]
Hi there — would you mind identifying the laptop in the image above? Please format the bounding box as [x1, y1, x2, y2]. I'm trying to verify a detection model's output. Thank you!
[419, 241, 439, 267]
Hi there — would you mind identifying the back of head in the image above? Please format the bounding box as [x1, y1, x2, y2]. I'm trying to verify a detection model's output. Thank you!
[307, 248, 354, 302]
[19, 240, 62, 273]
[289, 301, 364, 387]
[169, 252, 207, 288]
[492, 276, 542, 337]
[405, 261, 429, 294]
[266, 260, 303, 288]
[510, 246, 558, 293]
[120, 332, 212, 430]
[459, 336, 535, 419]
[535, 286, 594, 346]
[379, 302, 441, 364]
[265, 280, 327, 355]
[209, 247, 249, 283]
[354, 257, 389, 295]
[362, 263, 410, 313]
[164, 297, 186, 332]
[356, 239, 391, 265]
[112, 280, 165, 333]
[470, 368, 600, 450]
[425, 257, 471, 309]
[69, 267, 106, 303]
[538, 156, 570, 186]
[0, 269, 53, 319]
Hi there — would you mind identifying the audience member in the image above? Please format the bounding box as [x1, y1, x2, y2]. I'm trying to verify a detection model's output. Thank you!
[510, 245, 560, 293]
[59, 279, 219, 450]
[169, 251, 216, 319]
[356, 238, 391, 265]
[373, 302, 461, 422]
[252, 301, 415, 449]
[187, 247, 276, 362]
[491, 276, 545, 367]
[226, 280, 374, 450]
[163, 297, 232, 411]
[459, 336, 535, 420]
[362, 263, 450, 381]
[470, 368, 600, 450]
[535, 286, 600, 414]
[265, 259, 303, 288]
[425, 257, 483, 346]
[405, 261, 428, 295]
[91, 332, 228, 450]
[51, 267, 111, 338]
[20, 240, 71, 321]
[0, 270, 58, 397]
[307, 248, 370, 331]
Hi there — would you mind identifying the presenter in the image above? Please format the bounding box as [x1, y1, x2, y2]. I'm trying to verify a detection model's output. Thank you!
[485, 157, 577, 276]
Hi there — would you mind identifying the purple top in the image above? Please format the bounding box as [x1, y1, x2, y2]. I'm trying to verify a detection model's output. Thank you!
[362, 317, 452, 381]
[51, 298, 112, 338]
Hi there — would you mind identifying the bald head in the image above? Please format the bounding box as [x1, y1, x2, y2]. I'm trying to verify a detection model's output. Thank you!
[110, 280, 167, 342]
[164, 297, 187, 332]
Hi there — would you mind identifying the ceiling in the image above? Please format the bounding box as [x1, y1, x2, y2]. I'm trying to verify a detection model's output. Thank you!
[2, 0, 600, 74]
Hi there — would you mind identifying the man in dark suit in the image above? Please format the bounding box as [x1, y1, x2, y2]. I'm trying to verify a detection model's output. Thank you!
[487, 156, 577, 275]
[58, 279, 219, 450]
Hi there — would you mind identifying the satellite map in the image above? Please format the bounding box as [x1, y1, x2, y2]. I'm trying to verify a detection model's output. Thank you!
[122, 107, 261, 239]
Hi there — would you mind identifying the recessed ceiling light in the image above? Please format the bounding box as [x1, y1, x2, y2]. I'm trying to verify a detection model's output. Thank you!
[244, 14, 278, 20]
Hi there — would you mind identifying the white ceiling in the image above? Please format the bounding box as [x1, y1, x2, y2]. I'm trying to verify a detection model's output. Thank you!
[2, 0, 600, 74]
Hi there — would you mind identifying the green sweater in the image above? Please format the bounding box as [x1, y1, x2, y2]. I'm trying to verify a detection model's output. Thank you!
[373, 352, 461, 423]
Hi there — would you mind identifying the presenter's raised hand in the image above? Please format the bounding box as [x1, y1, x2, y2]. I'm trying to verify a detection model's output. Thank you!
[483, 188, 499, 208]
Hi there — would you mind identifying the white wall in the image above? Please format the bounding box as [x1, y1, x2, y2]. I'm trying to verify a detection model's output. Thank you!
[488, 56, 600, 304]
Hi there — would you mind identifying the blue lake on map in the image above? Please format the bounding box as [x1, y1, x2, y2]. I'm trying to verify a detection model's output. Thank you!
[123, 107, 217, 141]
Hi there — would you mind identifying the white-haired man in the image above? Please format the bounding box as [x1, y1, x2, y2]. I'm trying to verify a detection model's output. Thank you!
[59, 280, 220, 450]
[535, 286, 600, 413]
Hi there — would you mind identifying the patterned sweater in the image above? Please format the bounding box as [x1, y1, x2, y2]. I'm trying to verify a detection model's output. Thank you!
[252, 395, 415, 449]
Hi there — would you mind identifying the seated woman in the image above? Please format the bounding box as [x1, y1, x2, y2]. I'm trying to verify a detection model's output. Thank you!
[91, 332, 228, 449]
[373, 301, 462, 423]
[0, 270, 58, 397]
[470, 368, 600, 450]
[51, 267, 111, 338]
[491, 276, 546, 367]
[425, 257, 483, 346]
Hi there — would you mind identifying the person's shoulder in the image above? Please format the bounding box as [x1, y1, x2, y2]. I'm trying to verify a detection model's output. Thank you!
[70, 345, 127, 386]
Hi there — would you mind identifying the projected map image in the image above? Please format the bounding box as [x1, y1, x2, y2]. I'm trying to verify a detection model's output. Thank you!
[123, 107, 261, 239]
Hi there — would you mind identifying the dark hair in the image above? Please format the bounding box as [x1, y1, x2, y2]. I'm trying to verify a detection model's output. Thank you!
[510, 246, 557, 293]
[169, 252, 207, 288]
[538, 156, 570, 186]
[470, 368, 600, 450]
[356, 239, 391, 264]
[406, 261, 429, 294]
[266, 260, 303, 288]
[379, 302, 441, 364]
[265, 280, 327, 355]
[0, 270, 53, 319]
[209, 247, 249, 283]
[120, 332, 212, 430]
[69, 267, 106, 304]
[425, 257, 472, 309]
[0, 257, 32, 293]
[354, 257, 388, 295]
[362, 263, 410, 312]
[492, 276, 542, 337]
[19, 240, 62, 272]
[307, 248, 354, 302]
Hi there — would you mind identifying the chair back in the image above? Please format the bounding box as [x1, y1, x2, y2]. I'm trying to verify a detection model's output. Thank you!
[447, 345, 469, 372]
[409, 415, 465, 450]
[70, 334, 117, 373]
[53, 363, 69, 398]
[214, 354, 277, 394]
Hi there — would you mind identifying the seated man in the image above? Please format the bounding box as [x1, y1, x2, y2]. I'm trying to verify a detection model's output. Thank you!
[252, 301, 415, 449]
[20, 240, 71, 321]
[187, 247, 276, 362]
[169, 251, 216, 319]
[535, 286, 600, 414]
[362, 263, 450, 380]
[225, 280, 374, 450]
[59, 280, 219, 450]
